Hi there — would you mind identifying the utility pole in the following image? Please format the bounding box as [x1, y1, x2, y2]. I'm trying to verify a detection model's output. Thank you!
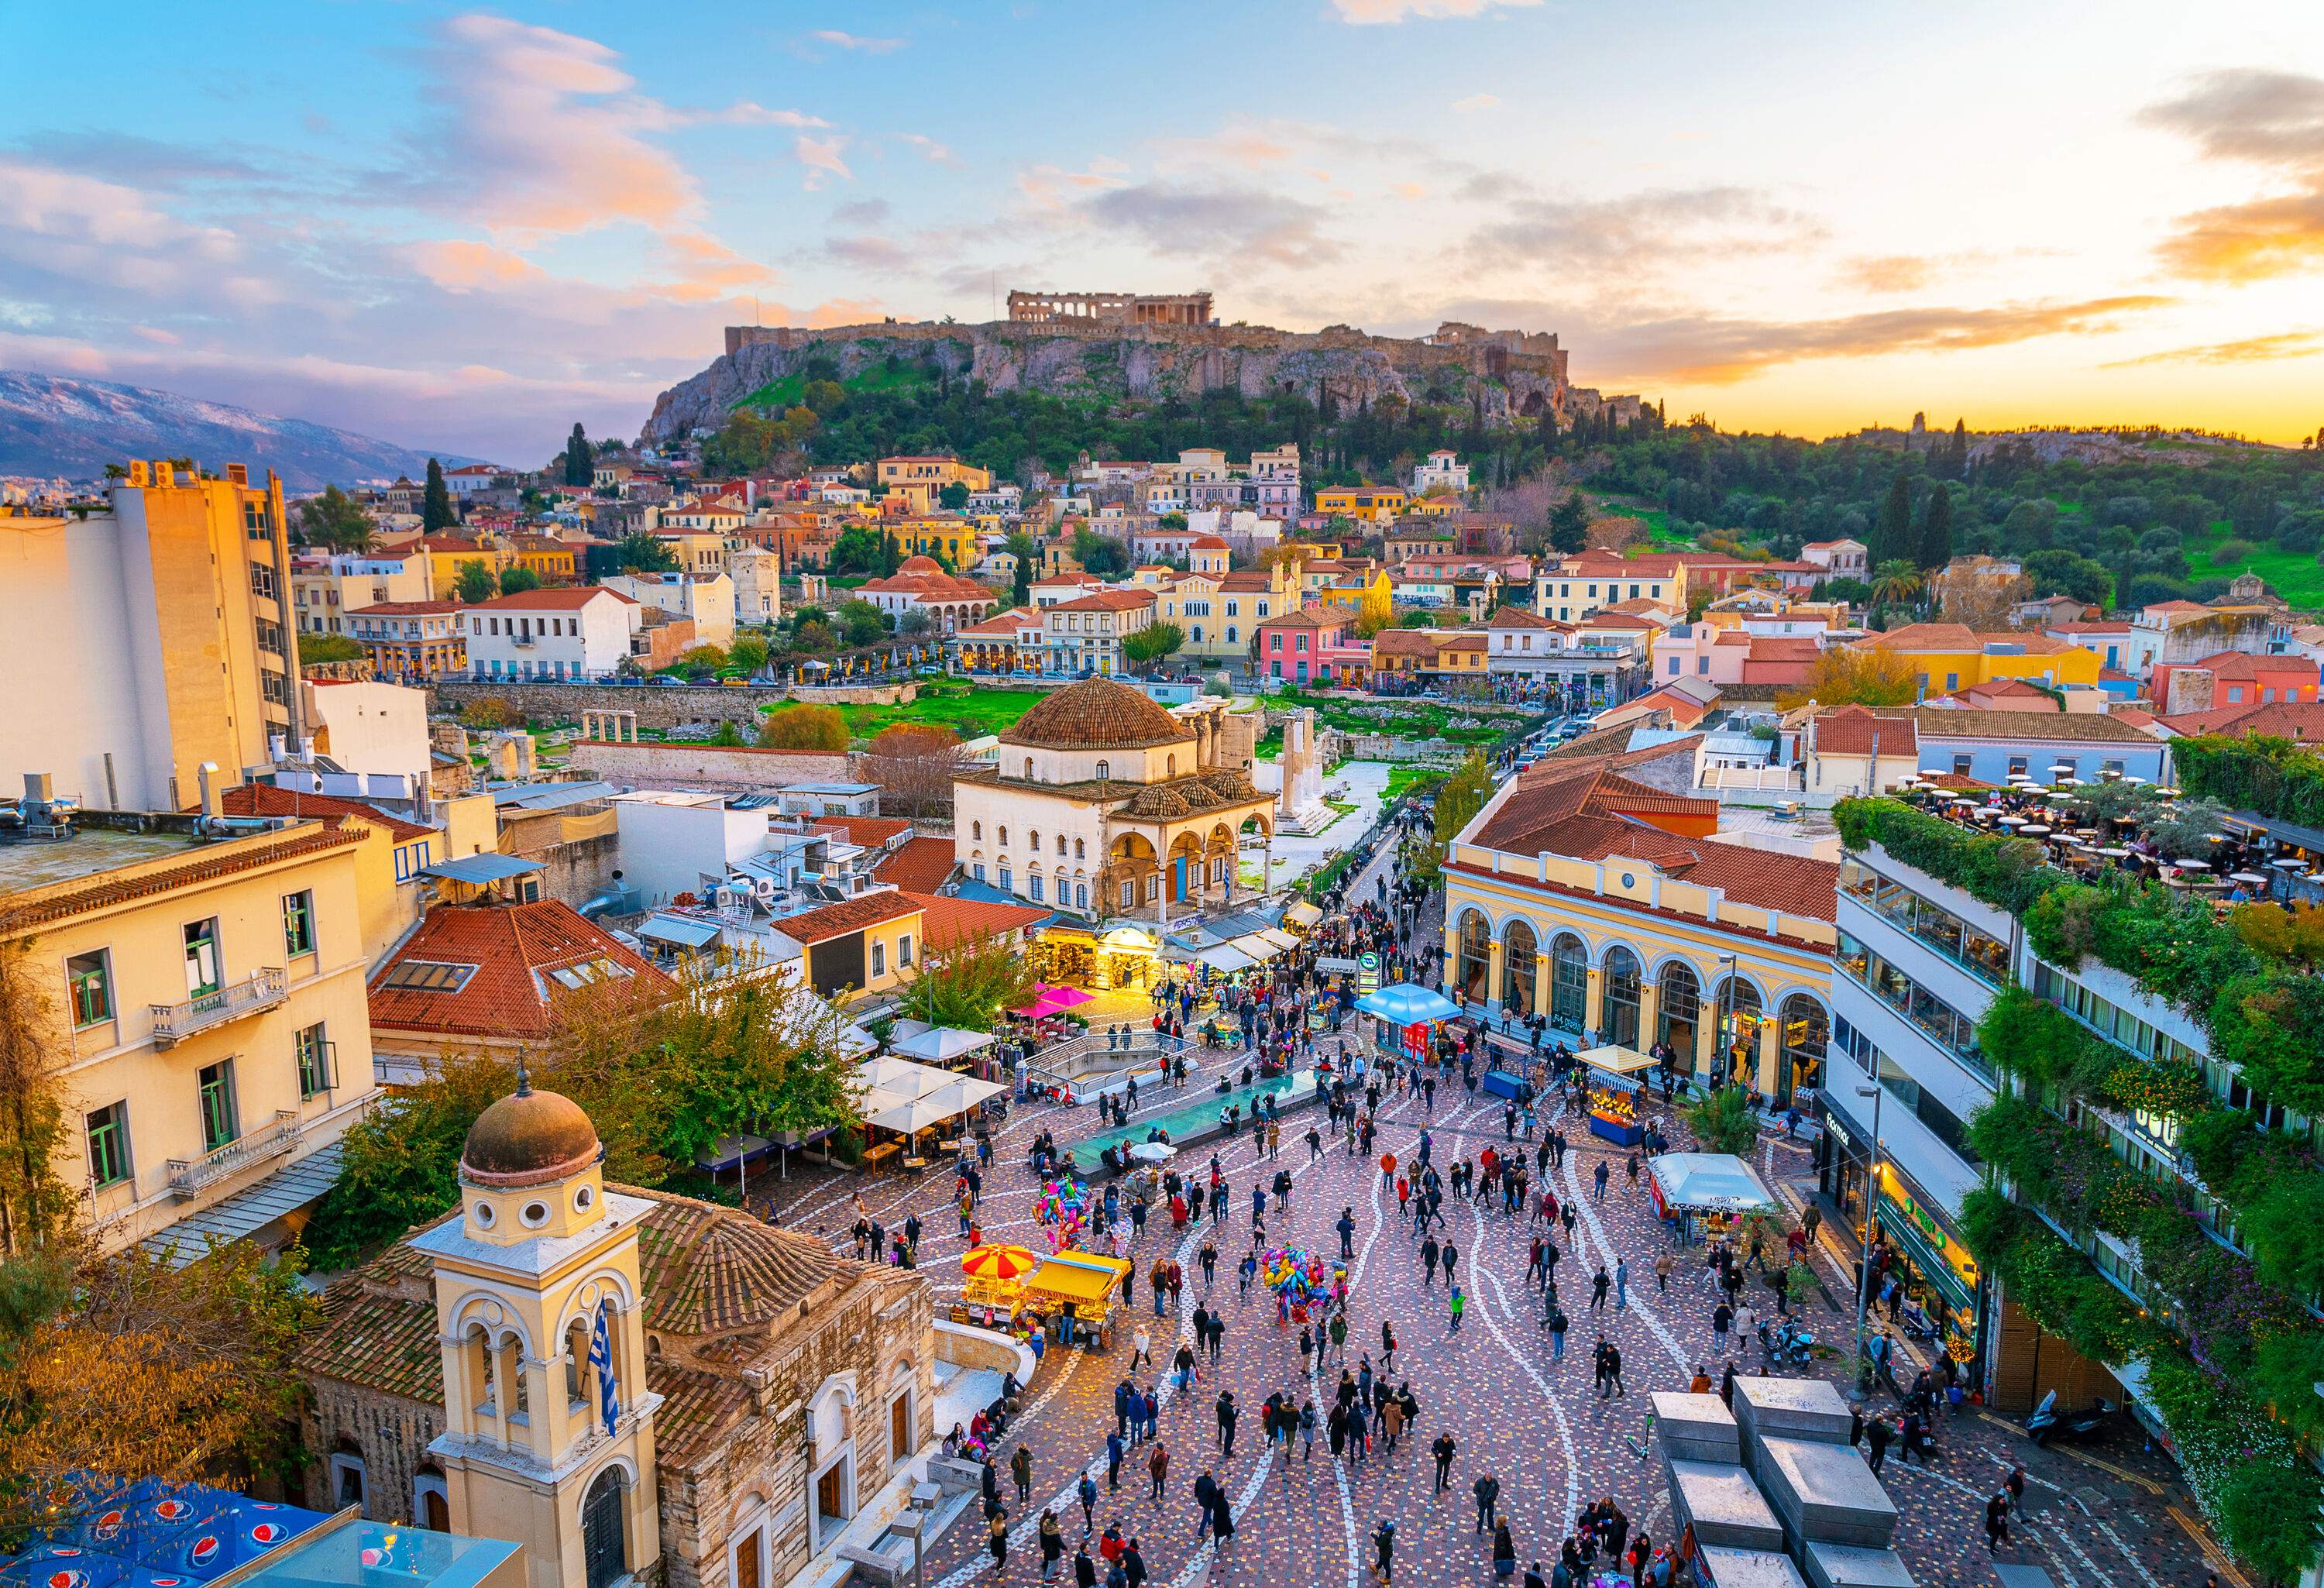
[1850, 1081, 1886, 1402]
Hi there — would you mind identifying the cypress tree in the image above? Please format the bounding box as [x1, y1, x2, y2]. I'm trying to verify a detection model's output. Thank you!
[421, 458, 456, 531]
[563, 423, 594, 487]
[1948, 418, 1968, 479]
[1918, 484, 1954, 570]
[1873, 472, 1913, 565]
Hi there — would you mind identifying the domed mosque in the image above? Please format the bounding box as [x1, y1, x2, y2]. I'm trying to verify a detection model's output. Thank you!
[297, 1068, 937, 1588]
[954, 675, 1277, 990]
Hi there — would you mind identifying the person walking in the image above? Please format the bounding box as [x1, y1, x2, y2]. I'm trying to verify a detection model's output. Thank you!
[988, 1507, 1010, 1576]
[1079, 1473, 1099, 1535]
[1985, 1492, 2010, 1552]
[1548, 1305, 1569, 1361]
[1865, 1415, 1893, 1475]
[1040, 1512, 1065, 1580]
[1449, 1284, 1466, 1333]
[1593, 1159, 1611, 1202]
[1107, 1431, 1125, 1492]
[1590, 1266, 1611, 1311]
[1074, 1542, 1097, 1588]
[1148, 1442, 1170, 1501]
[1494, 1520, 1519, 1583]
[1422, 1234, 1440, 1287]
[1654, 1251, 1673, 1294]
[1475, 1471, 1502, 1534]
[1216, 1390, 1239, 1456]
[1442, 1241, 1459, 1287]
[1712, 1301, 1733, 1356]
[1432, 1432, 1457, 1493]
[1614, 1257, 1629, 1311]
[1013, 1445, 1035, 1507]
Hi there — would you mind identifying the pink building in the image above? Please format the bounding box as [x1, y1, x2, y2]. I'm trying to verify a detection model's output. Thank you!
[1257, 607, 1366, 684]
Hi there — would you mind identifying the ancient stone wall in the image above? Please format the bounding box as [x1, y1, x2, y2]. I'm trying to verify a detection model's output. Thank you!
[301, 1380, 443, 1522]
[430, 679, 913, 731]
[564, 739, 854, 791]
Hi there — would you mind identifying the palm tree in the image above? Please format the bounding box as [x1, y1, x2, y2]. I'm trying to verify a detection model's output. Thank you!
[1870, 559, 1923, 610]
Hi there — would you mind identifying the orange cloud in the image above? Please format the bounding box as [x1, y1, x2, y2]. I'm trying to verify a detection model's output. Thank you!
[2139, 68, 2324, 283]
[2101, 329, 2324, 368]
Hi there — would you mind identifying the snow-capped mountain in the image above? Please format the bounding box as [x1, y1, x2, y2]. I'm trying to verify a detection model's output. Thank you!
[0, 370, 484, 492]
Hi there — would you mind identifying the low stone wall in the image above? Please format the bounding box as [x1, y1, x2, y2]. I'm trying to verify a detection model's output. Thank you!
[1324, 730, 1462, 765]
[428, 678, 915, 728]
[790, 682, 916, 706]
[562, 738, 854, 790]
[933, 1320, 1033, 1380]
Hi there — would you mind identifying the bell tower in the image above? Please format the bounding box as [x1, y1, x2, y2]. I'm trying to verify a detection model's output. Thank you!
[417, 1067, 663, 1588]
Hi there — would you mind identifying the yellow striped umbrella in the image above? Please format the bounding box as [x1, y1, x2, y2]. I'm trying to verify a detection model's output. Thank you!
[961, 1244, 1039, 1282]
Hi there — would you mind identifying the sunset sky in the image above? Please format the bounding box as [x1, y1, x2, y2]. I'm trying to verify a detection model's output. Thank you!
[5, 1, 2324, 462]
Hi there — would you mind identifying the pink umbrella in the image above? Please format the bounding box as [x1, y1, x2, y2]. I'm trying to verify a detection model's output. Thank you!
[1038, 985, 1094, 1010]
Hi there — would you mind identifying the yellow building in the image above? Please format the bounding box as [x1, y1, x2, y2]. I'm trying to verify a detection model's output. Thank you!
[399, 535, 517, 599]
[507, 533, 579, 584]
[1309, 563, 1394, 631]
[652, 531, 732, 576]
[0, 805, 379, 1258]
[1441, 748, 1838, 1105]
[1402, 496, 1459, 519]
[4, 459, 304, 814]
[291, 559, 431, 637]
[892, 512, 983, 570]
[1313, 485, 1409, 521]
[1851, 623, 2102, 696]
[876, 455, 992, 513]
[776, 892, 927, 999]
[346, 600, 469, 679]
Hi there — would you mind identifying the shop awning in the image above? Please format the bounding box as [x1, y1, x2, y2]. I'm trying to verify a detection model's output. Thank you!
[1357, 984, 1460, 1023]
[1576, 1044, 1656, 1077]
[1648, 1152, 1777, 1212]
[1229, 932, 1287, 964]
[1283, 901, 1324, 928]
[1251, 926, 1301, 953]
[418, 853, 545, 885]
[1026, 1250, 1131, 1304]
[1197, 944, 1258, 972]
[696, 1134, 772, 1172]
[1876, 1199, 1977, 1314]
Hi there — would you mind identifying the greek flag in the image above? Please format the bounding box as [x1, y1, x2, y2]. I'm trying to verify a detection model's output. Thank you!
[588, 1301, 619, 1436]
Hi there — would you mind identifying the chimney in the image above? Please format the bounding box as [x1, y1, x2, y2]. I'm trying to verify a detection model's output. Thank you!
[197, 762, 222, 820]
[24, 772, 53, 806]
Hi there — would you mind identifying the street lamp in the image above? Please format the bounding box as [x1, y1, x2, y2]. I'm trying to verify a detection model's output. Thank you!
[1850, 1081, 1886, 1403]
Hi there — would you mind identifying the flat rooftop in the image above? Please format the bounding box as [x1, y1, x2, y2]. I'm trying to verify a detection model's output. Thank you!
[0, 826, 194, 894]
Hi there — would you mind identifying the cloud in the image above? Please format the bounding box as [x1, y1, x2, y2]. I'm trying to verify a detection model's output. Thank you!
[2139, 69, 2324, 283]
[833, 198, 892, 226]
[0, 159, 253, 300]
[1331, 0, 1539, 22]
[796, 136, 853, 190]
[1151, 126, 1296, 170]
[696, 102, 830, 129]
[1081, 180, 1341, 268]
[1588, 295, 2175, 383]
[1835, 254, 1940, 294]
[1018, 158, 1129, 210]
[1465, 185, 1821, 274]
[2101, 329, 2324, 368]
[656, 232, 777, 301]
[1452, 94, 1501, 112]
[824, 234, 916, 273]
[811, 29, 905, 52]
[896, 133, 963, 167]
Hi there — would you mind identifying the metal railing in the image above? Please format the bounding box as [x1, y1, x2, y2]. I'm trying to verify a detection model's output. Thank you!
[150, 966, 287, 1048]
[166, 1109, 300, 1200]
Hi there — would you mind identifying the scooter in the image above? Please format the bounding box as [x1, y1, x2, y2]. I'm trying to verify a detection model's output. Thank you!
[2023, 1390, 2116, 1448]
[1759, 1318, 1815, 1369]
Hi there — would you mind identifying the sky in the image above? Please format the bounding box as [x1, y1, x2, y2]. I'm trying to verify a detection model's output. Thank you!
[5, 1, 2324, 464]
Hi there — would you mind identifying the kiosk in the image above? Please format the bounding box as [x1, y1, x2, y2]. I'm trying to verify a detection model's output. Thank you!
[1576, 1044, 1655, 1145]
[1648, 1151, 1779, 1244]
[1023, 1249, 1133, 1351]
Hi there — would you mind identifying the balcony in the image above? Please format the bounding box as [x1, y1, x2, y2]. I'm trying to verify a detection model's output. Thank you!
[166, 1109, 299, 1200]
[149, 967, 287, 1048]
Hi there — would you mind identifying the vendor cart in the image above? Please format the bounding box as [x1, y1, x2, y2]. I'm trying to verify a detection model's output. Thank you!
[1575, 1044, 1654, 1146]
[1022, 1250, 1132, 1353]
[953, 1244, 1039, 1328]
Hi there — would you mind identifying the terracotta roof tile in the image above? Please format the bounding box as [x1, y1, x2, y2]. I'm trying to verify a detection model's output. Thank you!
[998, 677, 1191, 751]
[368, 900, 671, 1041]
[2156, 700, 2324, 740]
[873, 835, 957, 893]
[903, 892, 1051, 953]
[776, 891, 923, 946]
[1811, 706, 1918, 756]
[807, 816, 913, 849]
[206, 782, 433, 842]
[473, 586, 635, 610]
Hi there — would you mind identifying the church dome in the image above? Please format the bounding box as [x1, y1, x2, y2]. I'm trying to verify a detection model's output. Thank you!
[898, 555, 946, 574]
[999, 678, 1192, 752]
[460, 1075, 601, 1188]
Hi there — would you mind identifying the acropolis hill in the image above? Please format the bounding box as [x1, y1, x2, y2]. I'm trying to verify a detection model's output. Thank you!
[638, 297, 1641, 444]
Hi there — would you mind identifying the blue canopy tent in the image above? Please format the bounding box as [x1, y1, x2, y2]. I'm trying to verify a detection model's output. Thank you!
[1355, 984, 1460, 1024]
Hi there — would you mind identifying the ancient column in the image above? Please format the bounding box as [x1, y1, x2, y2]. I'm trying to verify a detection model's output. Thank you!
[1756, 1019, 1783, 1096]
[1584, 964, 1606, 1044]
[1533, 954, 1552, 1022]
[1486, 938, 1506, 1018]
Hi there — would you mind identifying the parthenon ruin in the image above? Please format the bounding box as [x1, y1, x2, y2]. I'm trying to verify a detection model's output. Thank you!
[1007, 289, 1215, 327]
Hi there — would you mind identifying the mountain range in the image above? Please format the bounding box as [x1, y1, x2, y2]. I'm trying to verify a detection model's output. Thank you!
[0, 370, 485, 492]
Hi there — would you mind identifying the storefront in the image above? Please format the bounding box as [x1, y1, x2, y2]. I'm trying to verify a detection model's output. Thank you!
[1034, 924, 1164, 991]
[1817, 1103, 1989, 1386]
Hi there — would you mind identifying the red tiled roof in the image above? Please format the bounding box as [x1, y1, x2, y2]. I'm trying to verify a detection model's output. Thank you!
[2178, 651, 2319, 680]
[872, 835, 957, 893]
[1748, 637, 1822, 661]
[808, 816, 913, 849]
[1488, 607, 1563, 630]
[207, 782, 434, 841]
[1217, 572, 1278, 590]
[1189, 535, 1230, 549]
[368, 900, 671, 1040]
[957, 606, 1040, 638]
[1258, 608, 1342, 630]
[2156, 700, 2324, 740]
[353, 600, 464, 617]
[1811, 706, 1918, 756]
[904, 892, 1050, 953]
[775, 891, 923, 946]
[1050, 591, 1157, 613]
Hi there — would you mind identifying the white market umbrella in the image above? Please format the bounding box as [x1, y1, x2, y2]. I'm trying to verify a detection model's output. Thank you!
[895, 1026, 996, 1063]
[1129, 1141, 1177, 1164]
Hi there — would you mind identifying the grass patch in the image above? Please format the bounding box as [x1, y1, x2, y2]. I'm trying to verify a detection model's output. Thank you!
[1384, 765, 1446, 803]
[837, 683, 1047, 744]
[2182, 523, 2324, 608]
[734, 359, 933, 414]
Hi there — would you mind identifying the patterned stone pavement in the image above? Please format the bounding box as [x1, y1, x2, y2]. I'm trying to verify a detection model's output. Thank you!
[752, 838, 2232, 1588]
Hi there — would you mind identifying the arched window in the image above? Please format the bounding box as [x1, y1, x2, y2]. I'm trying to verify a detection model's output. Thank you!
[1657, 961, 1702, 1062]
[1603, 946, 1643, 1047]
[1502, 919, 1538, 1012]
[1074, 838, 1085, 858]
[1095, 761, 1110, 781]
[998, 827, 1009, 847]
[1030, 830, 1040, 852]
[1456, 910, 1492, 1005]
[328, 1438, 368, 1513]
[1075, 883, 1089, 909]
[971, 821, 982, 840]
[1167, 754, 1177, 776]
[564, 1318, 592, 1409]
[1714, 977, 1765, 1084]
[1226, 626, 1238, 643]
[1550, 934, 1588, 1030]
[1023, 757, 1035, 779]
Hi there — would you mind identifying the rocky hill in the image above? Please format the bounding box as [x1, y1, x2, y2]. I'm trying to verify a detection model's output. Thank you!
[642, 316, 1634, 445]
[0, 370, 482, 490]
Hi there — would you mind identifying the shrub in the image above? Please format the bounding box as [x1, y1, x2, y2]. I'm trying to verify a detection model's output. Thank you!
[1684, 1086, 1759, 1155]
[757, 703, 850, 751]
[2207, 536, 2259, 567]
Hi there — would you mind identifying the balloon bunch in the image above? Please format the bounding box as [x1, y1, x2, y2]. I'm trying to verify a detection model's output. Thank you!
[1038, 1178, 1088, 1252]
[1262, 1247, 1343, 1322]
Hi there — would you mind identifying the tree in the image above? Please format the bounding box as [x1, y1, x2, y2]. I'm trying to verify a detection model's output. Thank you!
[1872, 472, 1913, 565]
[422, 458, 456, 531]
[1547, 490, 1592, 555]
[614, 532, 678, 573]
[296, 484, 376, 552]
[1414, 751, 1493, 885]
[897, 608, 933, 637]
[298, 632, 363, 664]
[1158, 511, 1189, 530]
[0, 934, 73, 1256]
[938, 481, 971, 511]
[1869, 559, 1924, 609]
[829, 524, 889, 575]
[838, 599, 890, 648]
[899, 930, 1037, 1033]
[1686, 1084, 1760, 1153]
[1774, 645, 1922, 710]
[675, 644, 727, 679]
[1821, 577, 1875, 607]
[861, 724, 969, 818]
[1007, 532, 1034, 607]
[562, 423, 595, 487]
[1071, 527, 1131, 578]
[728, 635, 769, 674]
[1122, 620, 1185, 675]
[454, 559, 498, 603]
[497, 565, 542, 595]
[1917, 484, 1954, 570]
[758, 703, 850, 751]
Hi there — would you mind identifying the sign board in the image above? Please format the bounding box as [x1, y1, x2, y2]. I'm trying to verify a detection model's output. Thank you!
[1358, 950, 1380, 997]
[1316, 957, 1361, 974]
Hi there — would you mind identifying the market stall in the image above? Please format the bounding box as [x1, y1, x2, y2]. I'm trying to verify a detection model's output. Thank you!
[1022, 1249, 1133, 1350]
[1574, 1043, 1655, 1145]
[1356, 983, 1461, 1062]
[956, 1243, 1039, 1327]
[1648, 1150, 1778, 1243]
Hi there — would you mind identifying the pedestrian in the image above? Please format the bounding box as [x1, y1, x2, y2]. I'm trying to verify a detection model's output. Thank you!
[1865, 1416, 1892, 1475]
[1475, 1471, 1502, 1533]
[1494, 1520, 1519, 1582]
[1040, 1512, 1065, 1580]
[1014, 1445, 1034, 1507]
[1216, 1390, 1238, 1456]
[1985, 1493, 2009, 1552]
[1591, 1266, 1611, 1311]
[1422, 1234, 1441, 1286]
[1712, 1301, 1733, 1355]
[1432, 1432, 1456, 1492]
[1079, 1473, 1099, 1535]
[1449, 1284, 1466, 1332]
[1603, 1340, 1626, 1398]
[1614, 1256, 1628, 1311]
[1107, 1431, 1124, 1491]
[1593, 1160, 1610, 1202]
[1148, 1442, 1169, 1501]
[1549, 1306, 1569, 1361]
[1075, 1543, 1097, 1588]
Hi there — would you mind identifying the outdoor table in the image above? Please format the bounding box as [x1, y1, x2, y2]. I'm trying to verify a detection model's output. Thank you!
[2098, 846, 2130, 858]
[1481, 1069, 1526, 1101]
[1999, 816, 2027, 827]
[2021, 824, 2050, 837]
[2171, 858, 2210, 871]
[2230, 871, 2269, 885]
[863, 1140, 902, 1170]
